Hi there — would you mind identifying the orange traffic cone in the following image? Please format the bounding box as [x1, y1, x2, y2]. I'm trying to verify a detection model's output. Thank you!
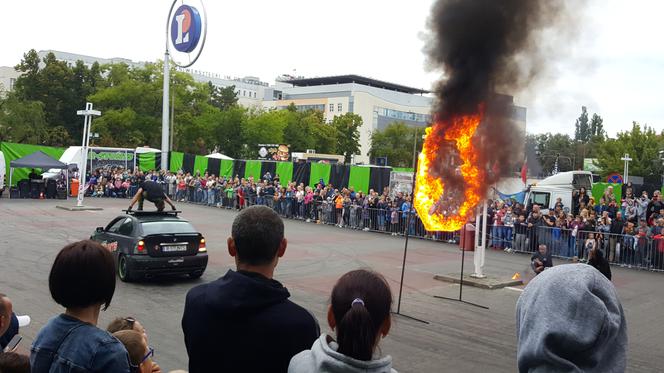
[512, 272, 521, 280]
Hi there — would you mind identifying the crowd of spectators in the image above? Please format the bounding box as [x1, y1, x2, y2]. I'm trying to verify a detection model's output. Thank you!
[488, 183, 664, 270]
[80, 167, 664, 272]
[0, 206, 630, 373]
[83, 168, 454, 239]
[0, 207, 400, 373]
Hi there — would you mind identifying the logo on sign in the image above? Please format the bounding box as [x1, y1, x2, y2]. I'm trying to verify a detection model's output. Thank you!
[171, 5, 202, 53]
[607, 173, 623, 184]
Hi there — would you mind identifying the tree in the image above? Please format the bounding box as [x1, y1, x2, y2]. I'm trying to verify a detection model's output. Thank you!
[241, 109, 288, 158]
[369, 122, 423, 167]
[311, 120, 337, 154]
[574, 106, 589, 143]
[589, 113, 604, 138]
[595, 122, 664, 178]
[332, 113, 362, 163]
[284, 109, 322, 152]
[212, 106, 247, 159]
[89, 62, 215, 150]
[532, 133, 575, 175]
[0, 95, 49, 144]
[12, 49, 103, 144]
[208, 82, 238, 111]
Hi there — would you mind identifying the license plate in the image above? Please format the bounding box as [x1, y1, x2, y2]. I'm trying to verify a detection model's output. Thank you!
[162, 244, 188, 252]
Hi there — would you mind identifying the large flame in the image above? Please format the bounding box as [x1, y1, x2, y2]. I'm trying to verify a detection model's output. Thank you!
[414, 112, 484, 232]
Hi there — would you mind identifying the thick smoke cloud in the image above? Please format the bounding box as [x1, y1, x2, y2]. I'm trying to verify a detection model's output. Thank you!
[424, 0, 577, 202]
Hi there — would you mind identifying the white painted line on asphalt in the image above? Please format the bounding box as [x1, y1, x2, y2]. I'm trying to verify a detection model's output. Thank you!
[505, 286, 524, 292]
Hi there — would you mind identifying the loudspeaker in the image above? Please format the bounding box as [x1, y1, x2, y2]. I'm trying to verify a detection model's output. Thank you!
[18, 180, 29, 198]
[46, 180, 57, 199]
[57, 189, 67, 199]
[10, 187, 20, 199]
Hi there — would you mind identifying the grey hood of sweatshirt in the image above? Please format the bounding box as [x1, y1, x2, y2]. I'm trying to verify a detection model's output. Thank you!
[289, 334, 397, 373]
[516, 264, 627, 373]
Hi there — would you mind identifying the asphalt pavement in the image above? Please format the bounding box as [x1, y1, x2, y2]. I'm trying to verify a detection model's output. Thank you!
[1, 197, 663, 372]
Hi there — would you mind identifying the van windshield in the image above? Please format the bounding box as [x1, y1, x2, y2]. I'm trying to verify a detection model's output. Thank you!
[573, 174, 592, 190]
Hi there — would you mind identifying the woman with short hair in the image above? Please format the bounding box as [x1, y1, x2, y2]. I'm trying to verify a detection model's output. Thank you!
[30, 240, 131, 372]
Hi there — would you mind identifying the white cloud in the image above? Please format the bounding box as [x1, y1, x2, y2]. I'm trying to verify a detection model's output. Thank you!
[1, 0, 661, 137]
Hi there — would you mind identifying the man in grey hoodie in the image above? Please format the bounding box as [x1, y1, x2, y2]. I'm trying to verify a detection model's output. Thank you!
[516, 264, 627, 373]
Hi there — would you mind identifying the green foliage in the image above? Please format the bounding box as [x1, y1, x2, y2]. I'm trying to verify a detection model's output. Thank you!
[208, 82, 238, 111]
[0, 95, 49, 144]
[243, 109, 288, 146]
[589, 113, 604, 138]
[595, 122, 664, 178]
[574, 106, 589, 142]
[528, 132, 576, 175]
[574, 106, 605, 144]
[213, 106, 247, 159]
[5, 48, 343, 161]
[283, 110, 315, 152]
[369, 122, 423, 167]
[311, 120, 337, 154]
[332, 113, 362, 163]
[13, 50, 102, 143]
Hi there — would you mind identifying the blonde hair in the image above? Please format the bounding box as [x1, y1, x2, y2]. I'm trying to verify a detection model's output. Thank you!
[113, 330, 146, 366]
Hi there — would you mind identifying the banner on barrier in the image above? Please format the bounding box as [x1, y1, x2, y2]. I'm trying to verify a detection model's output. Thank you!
[258, 144, 290, 161]
[89, 149, 134, 171]
[389, 171, 413, 198]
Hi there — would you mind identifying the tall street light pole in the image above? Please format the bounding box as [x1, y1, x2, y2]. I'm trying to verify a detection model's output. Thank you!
[76, 102, 101, 207]
[621, 153, 632, 184]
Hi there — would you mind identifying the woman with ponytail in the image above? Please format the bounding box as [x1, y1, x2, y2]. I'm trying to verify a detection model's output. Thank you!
[289, 269, 397, 373]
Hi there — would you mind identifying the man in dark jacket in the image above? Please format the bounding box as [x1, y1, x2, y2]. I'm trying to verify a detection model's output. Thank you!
[527, 211, 543, 252]
[182, 206, 319, 373]
[531, 244, 553, 275]
[127, 180, 176, 211]
[609, 211, 625, 262]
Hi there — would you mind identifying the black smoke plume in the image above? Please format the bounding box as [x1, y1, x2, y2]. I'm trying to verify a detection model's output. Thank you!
[424, 0, 577, 206]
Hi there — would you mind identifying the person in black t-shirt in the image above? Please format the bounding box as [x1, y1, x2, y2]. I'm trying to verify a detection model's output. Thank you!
[127, 180, 176, 211]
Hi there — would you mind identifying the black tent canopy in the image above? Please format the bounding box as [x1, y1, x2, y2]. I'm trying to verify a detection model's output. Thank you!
[10, 151, 67, 169]
[9, 151, 69, 198]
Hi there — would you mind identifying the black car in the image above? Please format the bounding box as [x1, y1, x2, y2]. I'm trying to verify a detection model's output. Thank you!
[91, 210, 208, 282]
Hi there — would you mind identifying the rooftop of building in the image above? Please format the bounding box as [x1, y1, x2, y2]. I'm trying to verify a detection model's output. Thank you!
[281, 74, 430, 95]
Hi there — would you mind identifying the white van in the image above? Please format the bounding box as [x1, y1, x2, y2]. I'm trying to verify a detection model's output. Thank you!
[524, 171, 593, 214]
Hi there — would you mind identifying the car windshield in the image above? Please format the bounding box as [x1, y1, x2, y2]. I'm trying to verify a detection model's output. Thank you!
[141, 221, 197, 235]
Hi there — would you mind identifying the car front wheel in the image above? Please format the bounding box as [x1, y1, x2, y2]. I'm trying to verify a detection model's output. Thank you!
[118, 255, 135, 282]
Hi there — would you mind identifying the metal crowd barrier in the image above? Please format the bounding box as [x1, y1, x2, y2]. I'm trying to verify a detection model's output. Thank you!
[489, 223, 664, 272]
[177, 194, 460, 243]
[118, 186, 664, 273]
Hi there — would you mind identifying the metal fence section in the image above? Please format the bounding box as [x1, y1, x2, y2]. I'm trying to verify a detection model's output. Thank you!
[489, 223, 664, 272]
[175, 186, 460, 244]
[122, 183, 664, 273]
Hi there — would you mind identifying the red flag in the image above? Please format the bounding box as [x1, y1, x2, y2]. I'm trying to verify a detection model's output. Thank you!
[521, 159, 528, 185]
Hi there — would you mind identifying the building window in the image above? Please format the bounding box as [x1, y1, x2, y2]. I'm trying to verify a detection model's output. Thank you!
[338, 103, 342, 112]
[329, 103, 334, 112]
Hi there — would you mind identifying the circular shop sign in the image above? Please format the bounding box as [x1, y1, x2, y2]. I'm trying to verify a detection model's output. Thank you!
[167, 0, 207, 67]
